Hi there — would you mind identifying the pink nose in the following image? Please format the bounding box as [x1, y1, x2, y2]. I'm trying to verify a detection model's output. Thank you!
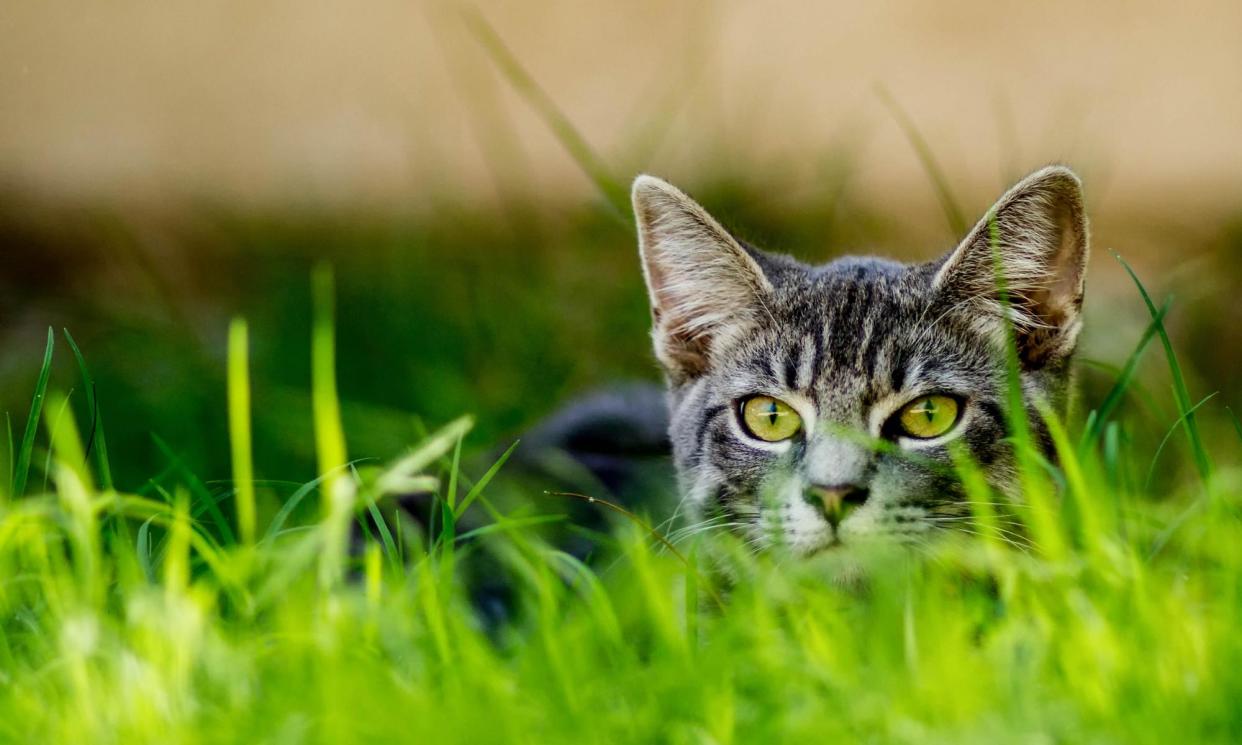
[804, 484, 868, 527]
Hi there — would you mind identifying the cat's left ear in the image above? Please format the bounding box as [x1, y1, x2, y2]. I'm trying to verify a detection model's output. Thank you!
[632, 175, 773, 383]
[934, 166, 1089, 369]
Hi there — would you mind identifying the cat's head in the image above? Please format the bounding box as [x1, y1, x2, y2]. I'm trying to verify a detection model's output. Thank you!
[633, 167, 1089, 554]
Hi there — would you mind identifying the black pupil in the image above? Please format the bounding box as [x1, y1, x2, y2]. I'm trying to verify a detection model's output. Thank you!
[766, 401, 778, 426]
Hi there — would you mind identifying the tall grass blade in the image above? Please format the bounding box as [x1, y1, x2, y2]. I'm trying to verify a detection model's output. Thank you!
[1115, 252, 1211, 483]
[164, 489, 191, 597]
[463, 7, 628, 219]
[13, 328, 55, 497]
[1081, 297, 1171, 448]
[875, 85, 967, 236]
[312, 264, 352, 586]
[1227, 406, 1242, 445]
[987, 215, 1062, 559]
[446, 433, 462, 511]
[363, 496, 400, 572]
[135, 515, 157, 583]
[43, 390, 100, 603]
[1145, 391, 1219, 491]
[227, 318, 257, 546]
[62, 329, 113, 490]
[262, 468, 342, 545]
[457, 439, 520, 516]
[1, 412, 11, 503]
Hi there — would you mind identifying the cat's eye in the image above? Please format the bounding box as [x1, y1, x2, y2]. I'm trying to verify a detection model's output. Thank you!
[896, 395, 960, 439]
[739, 396, 802, 442]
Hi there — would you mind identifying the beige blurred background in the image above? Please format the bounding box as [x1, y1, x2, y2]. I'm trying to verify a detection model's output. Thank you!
[4, 0, 1242, 221]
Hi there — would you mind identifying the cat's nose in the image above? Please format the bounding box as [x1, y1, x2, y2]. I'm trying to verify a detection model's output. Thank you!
[804, 483, 868, 528]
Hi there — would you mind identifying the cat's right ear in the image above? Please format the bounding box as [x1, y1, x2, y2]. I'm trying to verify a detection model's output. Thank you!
[632, 175, 772, 382]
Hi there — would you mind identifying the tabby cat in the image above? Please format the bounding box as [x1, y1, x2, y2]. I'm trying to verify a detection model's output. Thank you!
[630, 167, 1089, 555]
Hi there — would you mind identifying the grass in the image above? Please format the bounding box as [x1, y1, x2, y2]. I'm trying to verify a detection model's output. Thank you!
[2, 17, 1241, 742]
[0, 251, 1240, 743]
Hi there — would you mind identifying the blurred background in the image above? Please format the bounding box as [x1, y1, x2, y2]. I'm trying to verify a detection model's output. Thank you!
[2, 0, 1240, 492]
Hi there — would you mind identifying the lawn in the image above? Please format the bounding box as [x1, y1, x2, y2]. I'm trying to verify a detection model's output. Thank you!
[1, 218, 1241, 742]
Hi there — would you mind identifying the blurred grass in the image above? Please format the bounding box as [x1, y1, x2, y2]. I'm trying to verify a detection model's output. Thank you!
[0, 263, 1241, 740]
[1, 154, 1242, 740]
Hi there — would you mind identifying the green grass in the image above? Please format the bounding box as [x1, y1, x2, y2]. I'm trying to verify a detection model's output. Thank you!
[2, 20, 1241, 742]
[1, 258, 1241, 743]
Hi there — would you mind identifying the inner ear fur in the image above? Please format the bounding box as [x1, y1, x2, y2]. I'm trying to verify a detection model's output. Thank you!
[631, 175, 772, 381]
[934, 166, 1089, 369]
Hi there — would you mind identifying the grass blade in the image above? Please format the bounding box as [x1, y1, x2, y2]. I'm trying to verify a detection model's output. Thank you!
[875, 85, 967, 236]
[312, 265, 348, 498]
[375, 416, 473, 497]
[457, 439, 520, 516]
[1227, 406, 1242, 444]
[136, 516, 157, 583]
[62, 329, 113, 490]
[312, 264, 352, 586]
[1145, 391, 1218, 491]
[262, 467, 355, 545]
[446, 432, 462, 511]
[151, 434, 236, 545]
[1, 412, 11, 503]
[463, 7, 628, 219]
[1115, 252, 1211, 483]
[13, 328, 55, 497]
[987, 214, 1062, 559]
[454, 514, 566, 542]
[227, 318, 256, 546]
[1081, 297, 1172, 448]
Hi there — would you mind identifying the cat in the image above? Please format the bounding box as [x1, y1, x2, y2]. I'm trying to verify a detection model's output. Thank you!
[626, 166, 1089, 555]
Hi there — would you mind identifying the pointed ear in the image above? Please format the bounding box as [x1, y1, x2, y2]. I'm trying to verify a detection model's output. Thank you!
[632, 175, 772, 382]
[934, 166, 1090, 369]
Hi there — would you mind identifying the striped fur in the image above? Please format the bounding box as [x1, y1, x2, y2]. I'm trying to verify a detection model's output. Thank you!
[632, 167, 1089, 555]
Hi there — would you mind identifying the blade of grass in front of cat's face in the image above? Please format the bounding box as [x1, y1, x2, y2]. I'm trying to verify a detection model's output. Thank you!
[987, 214, 1064, 560]
[1038, 399, 1110, 555]
[1115, 252, 1212, 484]
[13, 328, 55, 498]
[949, 442, 1013, 558]
[62, 329, 112, 491]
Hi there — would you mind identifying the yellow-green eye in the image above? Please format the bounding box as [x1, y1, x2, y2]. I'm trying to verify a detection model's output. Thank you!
[897, 395, 960, 439]
[740, 396, 802, 442]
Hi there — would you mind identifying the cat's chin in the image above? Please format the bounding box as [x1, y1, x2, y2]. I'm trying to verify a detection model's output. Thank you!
[788, 530, 922, 559]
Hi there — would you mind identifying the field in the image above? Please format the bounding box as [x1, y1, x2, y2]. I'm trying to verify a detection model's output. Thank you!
[2, 177, 1242, 742]
[4, 10, 1242, 741]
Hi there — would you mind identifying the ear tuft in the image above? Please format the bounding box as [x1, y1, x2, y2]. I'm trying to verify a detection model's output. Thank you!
[935, 165, 1090, 369]
[632, 175, 772, 382]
